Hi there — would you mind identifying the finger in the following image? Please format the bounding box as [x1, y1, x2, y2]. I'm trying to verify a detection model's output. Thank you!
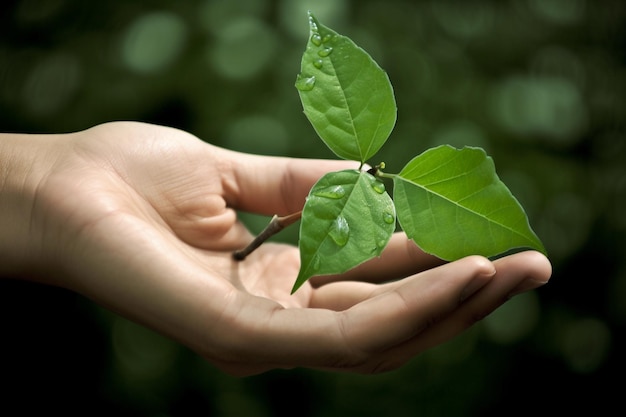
[417, 250, 552, 349]
[309, 236, 445, 309]
[219, 148, 358, 215]
[362, 251, 552, 373]
[309, 280, 381, 311]
[333, 256, 495, 358]
[310, 232, 445, 287]
[211, 256, 495, 374]
[164, 194, 255, 250]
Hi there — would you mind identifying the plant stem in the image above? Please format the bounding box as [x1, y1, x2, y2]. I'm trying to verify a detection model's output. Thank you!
[367, 162, 396, 179]
[376, 170, 397, 179]
[232, 211, 303, 261]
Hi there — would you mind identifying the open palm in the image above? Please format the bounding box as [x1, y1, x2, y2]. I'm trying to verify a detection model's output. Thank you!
[29, 122, 551, 375]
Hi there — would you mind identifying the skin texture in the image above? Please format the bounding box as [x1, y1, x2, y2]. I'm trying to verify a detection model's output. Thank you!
[0, 121, 552, 376]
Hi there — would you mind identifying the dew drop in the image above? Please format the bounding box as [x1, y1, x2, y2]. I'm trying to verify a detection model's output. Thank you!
[310, 33, 322, 46]
[372, 231, 390, 252]
[318, 47, 333, 57]
[383, 210, 395, 224]
[322, 34, 334, 43]
[329, 215, 350, 247]
[371, 180, 385, 194]
[313, 185, 346, 199]
[308, 14, 319, 33]
[313, 59, 323, 69]
[295, 74, 316, 91]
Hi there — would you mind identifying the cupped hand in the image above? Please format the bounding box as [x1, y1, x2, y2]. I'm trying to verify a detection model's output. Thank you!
[28, 122, 551, 376]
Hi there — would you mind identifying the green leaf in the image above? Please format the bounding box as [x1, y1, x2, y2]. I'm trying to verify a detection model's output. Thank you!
[295, 12, 397, 164]
[393, 145, 546, 261]
[293, 169, 396, 293]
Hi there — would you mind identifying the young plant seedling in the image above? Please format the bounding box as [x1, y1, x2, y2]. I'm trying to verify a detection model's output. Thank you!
[233, 12, 547, 294]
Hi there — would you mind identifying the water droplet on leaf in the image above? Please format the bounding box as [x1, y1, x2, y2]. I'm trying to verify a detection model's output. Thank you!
[313, 59, 323, 69]
[295, 74, 316, 91]
[383, 210, 395, 224]
[308, 14, 319, 33]
[311, 33, 322, 46]
[371, 180, 385, 194]
[329, 215, 350, 247]
[313, 185, 346, 199]
[322, 34, 334, 43]
[318, 47, 333, 57]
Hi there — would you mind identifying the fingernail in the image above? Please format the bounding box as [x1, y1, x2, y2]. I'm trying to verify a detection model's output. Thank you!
[508, 278, 548, 298]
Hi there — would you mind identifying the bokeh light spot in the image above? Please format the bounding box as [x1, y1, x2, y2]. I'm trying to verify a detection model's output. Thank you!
[490, 75, 587, 146]
[560, 317, 611, 373]
[198, 0, 268, 35]
[122, 11, 187, 74]
[21, 52, 81, 115]
[208, 17, 277, 80]
[225, 115, 289, 155]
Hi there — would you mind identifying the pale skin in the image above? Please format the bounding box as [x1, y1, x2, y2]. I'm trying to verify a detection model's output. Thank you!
[0, 121, 552, 376]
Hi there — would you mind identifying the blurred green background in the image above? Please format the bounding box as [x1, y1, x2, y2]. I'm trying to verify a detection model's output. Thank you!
[1, 0, 624, 415]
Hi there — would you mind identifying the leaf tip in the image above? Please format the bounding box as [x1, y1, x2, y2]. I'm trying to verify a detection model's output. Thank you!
[307, 10, 319, 32]
[290, 273, 308, 294]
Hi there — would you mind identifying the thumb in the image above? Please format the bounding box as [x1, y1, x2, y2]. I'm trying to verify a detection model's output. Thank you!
[220, 148, 360, 215]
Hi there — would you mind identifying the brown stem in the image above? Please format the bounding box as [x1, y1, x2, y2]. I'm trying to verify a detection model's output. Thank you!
[232, 211, 302, 261]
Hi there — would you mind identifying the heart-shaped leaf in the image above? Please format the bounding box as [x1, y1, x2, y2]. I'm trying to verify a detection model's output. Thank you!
[293, 169, 395, 293]
[295, 12, 397, 164]
[393, 145, 546, 260]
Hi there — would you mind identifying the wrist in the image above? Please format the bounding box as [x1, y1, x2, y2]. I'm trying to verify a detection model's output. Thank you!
[0, 132, 63, 278]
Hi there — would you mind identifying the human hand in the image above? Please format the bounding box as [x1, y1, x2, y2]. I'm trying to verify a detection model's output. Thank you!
[1, 122, 551, 376]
